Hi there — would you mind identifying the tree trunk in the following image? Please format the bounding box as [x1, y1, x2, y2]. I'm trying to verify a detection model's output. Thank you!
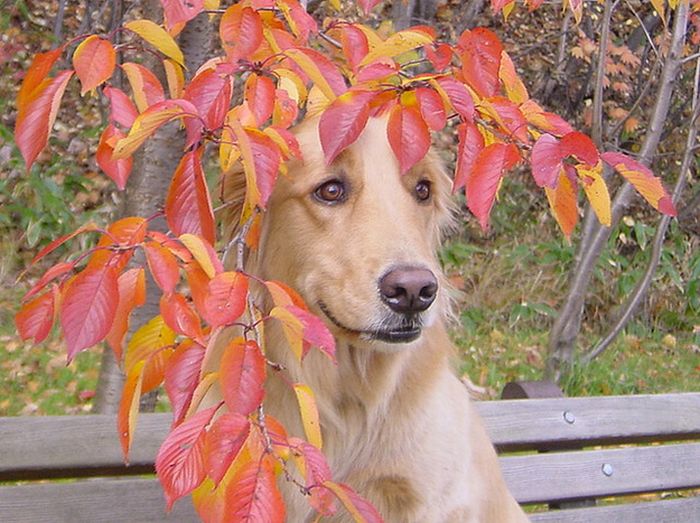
[93, 6, 215, 413]
[544, 1, 690, 383]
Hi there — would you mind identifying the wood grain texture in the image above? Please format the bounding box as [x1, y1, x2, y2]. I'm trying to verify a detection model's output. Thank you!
[501, 442, 700, 504]
[476, 393, 700, 450]
[0, 478, 198, 523]
[529, 496, 700, 522]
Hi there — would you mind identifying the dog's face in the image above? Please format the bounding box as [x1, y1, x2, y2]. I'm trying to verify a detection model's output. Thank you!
[256, 117, 453, 351]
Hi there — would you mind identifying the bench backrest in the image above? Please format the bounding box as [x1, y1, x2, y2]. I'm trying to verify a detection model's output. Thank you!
[2, 392, 699, 522]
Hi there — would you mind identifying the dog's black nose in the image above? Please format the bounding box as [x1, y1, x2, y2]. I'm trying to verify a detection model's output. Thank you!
[379, 267, 438, 314]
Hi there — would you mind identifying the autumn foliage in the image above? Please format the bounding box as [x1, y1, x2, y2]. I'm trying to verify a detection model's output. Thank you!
[14, 0, 676, 521]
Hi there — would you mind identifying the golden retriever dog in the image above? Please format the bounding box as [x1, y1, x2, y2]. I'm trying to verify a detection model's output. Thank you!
[210, 117, 528, 522]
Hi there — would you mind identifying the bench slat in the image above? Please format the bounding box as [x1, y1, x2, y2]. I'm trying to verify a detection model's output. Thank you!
[502, 442, 700, 504]
[529, 496, 700, 522]
[476, 393, 700, 450]
[0, 478, 197, 523]
[0, 413, 170, 480]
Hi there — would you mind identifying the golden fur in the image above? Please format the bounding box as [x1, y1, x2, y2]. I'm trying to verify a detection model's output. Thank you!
[209, 118, 528, 522]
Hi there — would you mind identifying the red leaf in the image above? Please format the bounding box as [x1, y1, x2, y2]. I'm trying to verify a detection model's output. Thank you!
[466, 142, 520, 231]
[531, 134, 562, 188]
[88, 216, 148, 271]
[425, 43, 452, 71]
[219, 338, 266, 416]
[164, 340, 206, 426]
[204, 271, 249, 327]
[203, 412, 250, 485]
[72, 36, 116, 94]
[106, 268, 146, 360]
[96, 124, 133, 190]
[162, 0, 204, 28]
[319, 90, 375, 164]
[160, 292, 204, 341]
[284, 47, 347, 100]
[287, 305, 335, 360]
[103, 86, 139, 128]
[322, 481, 383, 523]
[15, 70, 73, 171]
[289, 438, 335, 515]
[60, 265, 119, 361]
[277, 0, 318, 40]
[29, 222, 99, 266]
[226, 459, 285, 523]
[339, 25, 369, 71]
[453, 120, 485, 192]
[355, 59, 399, 83]
[601, 151, 677, 216]
[24, 261, 75, 301]
[486, 96, 529, 142]
[244, 73, 276, 126]
[15, 285, 58, 344]
[165, 148, 216, 245]
[519, 99, 573, 136]
[220, 5, 263, 63]
[183, 68, 232, 130]
[415, 87, 447, 132]
[144, 240, 181, 293]
[560, 131, 599, 166]
[235, 126, 282, 209]
[434, 77, 475, 121]
[16, 47, 63, 110]
[156, 404, 220, 510]
[387, 104, 431, 175]
[457, 28, 503, 98]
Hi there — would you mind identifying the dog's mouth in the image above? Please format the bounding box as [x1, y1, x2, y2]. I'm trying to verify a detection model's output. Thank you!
[318, 302, 422, 344]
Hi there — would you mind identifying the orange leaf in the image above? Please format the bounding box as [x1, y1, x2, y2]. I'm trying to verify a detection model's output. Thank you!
[15, 70, 73, 171]
[15, 285, 58, 344]
[219, 338, 266, 416]
[220, 5, 263, 62]
[160, 292, 204, 341]
[121, 62, 165, 112]
[545, 169, 579, 239]
[118, 359, 146, 460]
[165, 148, 216, 245]
[387, 103, 430, 175]
[16, 47, 63, 111]
[225, 459, 285, 523]
[106, 268, 146, 361]
[60, 264, 119, 361]
[72, 35, 116, 94]
[520, 99, 573, 136]
[204, 271, 249, 327]
[179, 233, 223, 279]
[498, 50, 528, 104]
[601, 152, 676, 216]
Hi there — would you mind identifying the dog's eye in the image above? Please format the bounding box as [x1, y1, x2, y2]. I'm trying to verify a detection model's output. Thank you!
[415, 180, 431, 202]
[314, 179, 346, 204]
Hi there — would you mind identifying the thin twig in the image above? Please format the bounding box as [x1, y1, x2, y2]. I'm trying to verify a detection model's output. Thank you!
[623, 0, 660, 61]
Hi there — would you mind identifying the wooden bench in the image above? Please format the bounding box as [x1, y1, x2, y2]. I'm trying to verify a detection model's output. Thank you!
[2, 388, 699, 522]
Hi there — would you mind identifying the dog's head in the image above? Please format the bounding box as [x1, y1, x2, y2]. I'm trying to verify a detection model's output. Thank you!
[239, 117, 454, 350]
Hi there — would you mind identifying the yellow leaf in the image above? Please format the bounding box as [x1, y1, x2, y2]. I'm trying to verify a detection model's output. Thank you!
[204, 0, 220, 9]
[329, 0, 341, 9]
[125, 19, 185, 67]
[284, 48, 337, 102]
[184, 371, 220, 418]
[179, 233, 216, 278]
[124, 315, 176, 372]
[498, 51, 528, 105]
[275, 67, 308, 104]
[269, 306, 304, 360]
[118, 360, 145, 459]
[359, 29, 434, 66]
[163, 59, 184, 99]
[293, 383, 323, 449]
[229, 117, 261, 216]
[113, 101, 191, 158]
[219, 124, 241, 173]
[576, 162, 611, 227]
[305, 85, 332, 118]
[502, 0, 516, 20]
